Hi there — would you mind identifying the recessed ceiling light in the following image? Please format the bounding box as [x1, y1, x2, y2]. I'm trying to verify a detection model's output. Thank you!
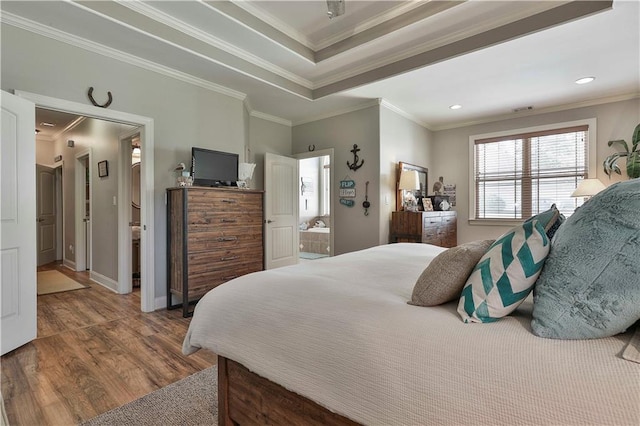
[449, 104, 462, 110]
[39, 122, 55, 127]
[575, 77, 595, 85]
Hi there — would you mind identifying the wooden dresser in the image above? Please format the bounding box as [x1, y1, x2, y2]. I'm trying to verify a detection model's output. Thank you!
[390, 211, 457, 248]
[166, 187, 264, 317]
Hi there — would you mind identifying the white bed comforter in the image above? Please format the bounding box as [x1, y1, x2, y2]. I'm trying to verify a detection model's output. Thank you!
[183, 243, 640, 426]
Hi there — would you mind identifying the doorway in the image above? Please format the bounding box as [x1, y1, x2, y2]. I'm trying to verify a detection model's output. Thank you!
[20, 90, 156, 312]
[295, 149, 334, 261]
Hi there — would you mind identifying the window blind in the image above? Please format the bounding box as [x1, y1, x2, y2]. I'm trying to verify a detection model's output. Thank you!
[474, 125, 588, 219]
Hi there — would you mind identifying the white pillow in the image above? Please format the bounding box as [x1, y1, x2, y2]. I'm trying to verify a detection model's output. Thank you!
[457, 220, 550, 323]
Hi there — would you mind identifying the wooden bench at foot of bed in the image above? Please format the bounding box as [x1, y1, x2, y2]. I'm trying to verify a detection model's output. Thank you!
[218, 356, 360, 425]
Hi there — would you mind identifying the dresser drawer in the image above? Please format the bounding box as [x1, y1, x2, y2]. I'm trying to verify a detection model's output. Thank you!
[188, 190, 262, 213]
[187, 225, 263, 252]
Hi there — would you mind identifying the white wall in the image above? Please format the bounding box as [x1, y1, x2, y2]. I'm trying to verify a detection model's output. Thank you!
[379, 106, 433, 245]
[431, 98, 640, 244]
[293, 106, 380, 255]
[2, 24, 248, 301]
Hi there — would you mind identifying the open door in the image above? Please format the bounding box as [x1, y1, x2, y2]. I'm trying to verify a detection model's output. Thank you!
[264, 153, 298, 269]
[36, 164, 57, 266]
[1, 90, 37, 355]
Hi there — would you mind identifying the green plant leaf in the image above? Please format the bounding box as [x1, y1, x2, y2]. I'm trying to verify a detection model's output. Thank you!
[627, 151, 640, 179]
[632, 123, 640, 151]
[608, 139, 630, 153]
[603, 152, 627, 176]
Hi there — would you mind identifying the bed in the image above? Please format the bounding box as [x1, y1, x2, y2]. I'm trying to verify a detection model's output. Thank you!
[183, 243, 640, 425]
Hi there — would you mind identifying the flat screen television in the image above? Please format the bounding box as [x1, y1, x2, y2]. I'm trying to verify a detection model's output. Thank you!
[191, 147, 238, 187]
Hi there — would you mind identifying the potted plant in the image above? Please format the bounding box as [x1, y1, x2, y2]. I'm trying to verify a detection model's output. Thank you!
[603, 123, 640, 179]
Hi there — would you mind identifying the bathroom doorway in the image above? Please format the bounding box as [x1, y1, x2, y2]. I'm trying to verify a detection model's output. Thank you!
[295, 149, 334, 261]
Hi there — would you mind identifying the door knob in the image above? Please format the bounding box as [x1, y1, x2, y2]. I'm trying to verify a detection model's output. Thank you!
[266, 219, 274, 224]
[37, 218, 44, 222]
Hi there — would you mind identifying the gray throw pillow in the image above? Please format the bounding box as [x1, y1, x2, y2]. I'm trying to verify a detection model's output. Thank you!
[408, 240, 495, 307]
[531, 179, 640, 339]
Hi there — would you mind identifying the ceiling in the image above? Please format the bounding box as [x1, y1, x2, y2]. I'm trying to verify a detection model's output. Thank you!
[3, 1, 639, 130]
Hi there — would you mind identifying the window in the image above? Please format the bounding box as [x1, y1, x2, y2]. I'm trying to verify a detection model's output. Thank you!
[472, 122, 594, 220]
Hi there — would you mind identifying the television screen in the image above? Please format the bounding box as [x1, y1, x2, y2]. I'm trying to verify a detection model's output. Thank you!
[191, 147, 238, 187]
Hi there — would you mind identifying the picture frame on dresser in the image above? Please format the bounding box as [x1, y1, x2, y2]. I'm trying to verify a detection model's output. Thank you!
[396, 162, 428, 212]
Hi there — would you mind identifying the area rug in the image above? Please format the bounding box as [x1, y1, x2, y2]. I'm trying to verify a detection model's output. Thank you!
[37, 270, 88, 295]
[81, 367, 217, 426]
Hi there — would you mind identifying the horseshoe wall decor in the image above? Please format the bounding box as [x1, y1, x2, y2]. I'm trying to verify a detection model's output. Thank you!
[88, 87, 113, 108]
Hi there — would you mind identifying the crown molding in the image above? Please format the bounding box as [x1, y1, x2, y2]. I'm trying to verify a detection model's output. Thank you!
[1, 12, 248, 101]
[52, 116, 86, 141]
[379, 99, 431, 130]
[230, 0, 316, 50]
[249, 110, 292, 127]
[312, 1, 573, 89]
[118, 0, 313, 89]
[430, 92, 640, 132]
[313, 1, 426, 51]
[293, 98, 380, 127]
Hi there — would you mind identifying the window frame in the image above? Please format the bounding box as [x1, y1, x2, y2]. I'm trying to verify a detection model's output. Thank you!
[468, 118, 597, 225]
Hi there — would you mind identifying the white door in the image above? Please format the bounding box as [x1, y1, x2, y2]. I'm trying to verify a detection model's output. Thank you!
[264, 153, 298, 269]
[36, 164, 56, 266]
[1, 91, 37, 356]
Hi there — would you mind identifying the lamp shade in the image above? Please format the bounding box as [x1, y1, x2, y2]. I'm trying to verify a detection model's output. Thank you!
[238, 163, 256, 181]
[571, 178, 606, 197]
[398, 170, 420, 191]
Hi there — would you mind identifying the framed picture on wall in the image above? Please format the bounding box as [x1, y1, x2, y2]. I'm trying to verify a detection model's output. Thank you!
[98, 160, 109, 177]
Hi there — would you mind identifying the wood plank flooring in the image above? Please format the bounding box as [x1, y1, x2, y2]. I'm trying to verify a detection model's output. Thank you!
[1, 262, 216, 426]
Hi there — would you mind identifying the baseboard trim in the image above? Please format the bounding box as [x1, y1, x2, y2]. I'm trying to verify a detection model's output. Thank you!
[63, 258, 76, 270]
[89, 271, 118, 293]
[154, 296, 167, 311]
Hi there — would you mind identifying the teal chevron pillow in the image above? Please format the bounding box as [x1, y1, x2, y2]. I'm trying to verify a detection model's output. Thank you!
[531, 180, 640, 339]
[458, 220, 550, 323]
[524, 203, 564, 240]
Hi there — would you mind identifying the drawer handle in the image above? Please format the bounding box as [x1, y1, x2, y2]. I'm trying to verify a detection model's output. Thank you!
[221, 218, 237, 223]
[223, 275, 238, 281]
[221, 255, 239, 261]
[221, 199, 237, 204]
[216, 236, 238, 242]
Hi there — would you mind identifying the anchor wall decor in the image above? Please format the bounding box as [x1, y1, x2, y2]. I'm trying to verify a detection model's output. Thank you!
[347, 144, 364, 171]
[88, 87, 113, 108]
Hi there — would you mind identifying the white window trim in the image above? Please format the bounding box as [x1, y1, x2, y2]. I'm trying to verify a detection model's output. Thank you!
[468, 118, 597, 225]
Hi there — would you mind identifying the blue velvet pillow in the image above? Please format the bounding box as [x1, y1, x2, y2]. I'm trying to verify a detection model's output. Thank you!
[531, 180, 640, 339]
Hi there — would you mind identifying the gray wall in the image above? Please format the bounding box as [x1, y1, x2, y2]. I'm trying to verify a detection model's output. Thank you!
[431, 98, 640, 244]
[379, 106, 433, 245]
[2, 24, 248, 303]
[293, 106, 380, 254]
[249, 115, 292, 190]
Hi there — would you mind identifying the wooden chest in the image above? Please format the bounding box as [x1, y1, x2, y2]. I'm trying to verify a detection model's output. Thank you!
[390, 210, 457, 248]
[167, 187, 264, 316]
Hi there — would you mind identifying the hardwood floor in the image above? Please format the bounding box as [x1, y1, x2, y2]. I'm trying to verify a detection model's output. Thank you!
[1, 262, 216, 426]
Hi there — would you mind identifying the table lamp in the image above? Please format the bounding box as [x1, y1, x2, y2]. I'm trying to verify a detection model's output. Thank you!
[399, 170, 420, 211]
[571, 178, 605, 200]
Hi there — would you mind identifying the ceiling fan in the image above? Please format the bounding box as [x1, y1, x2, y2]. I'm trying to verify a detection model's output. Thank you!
[327, 0, 345, 19]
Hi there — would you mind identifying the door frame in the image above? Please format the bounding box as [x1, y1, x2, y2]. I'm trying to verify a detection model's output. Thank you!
[117, 129, 140, 294]
[15, 90, 156, 313]
[294, 149, 334, 257]
[74, 149, 91, 272]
